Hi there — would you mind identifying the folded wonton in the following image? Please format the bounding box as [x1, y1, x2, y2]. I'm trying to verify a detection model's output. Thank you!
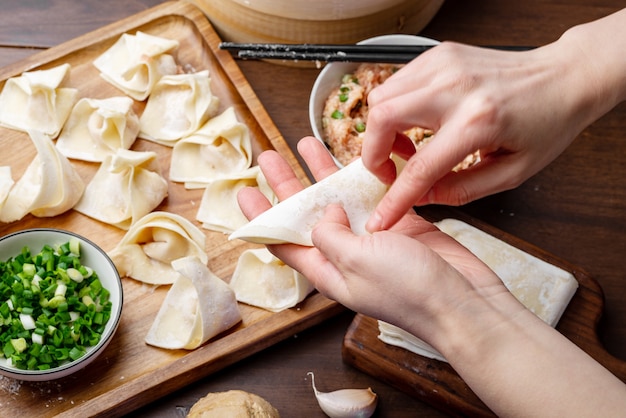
[0, 167, 14, 211]
[0, 131, 85, 223]
[73, 149, 168, 229]
[0, 64, 78, 138]
[169, 107, 252, 185]
[378, 218, 579, 362]
[230, 248, 314, 312]
[93, 31, 179, 101]
[145, 256, 242, 350]
[139, 70, 220, 146]
[108, 211, 208, 285]
[229, 158, 388, 246]
[56, 96, 140, 162]
[196, 166, 277, 234]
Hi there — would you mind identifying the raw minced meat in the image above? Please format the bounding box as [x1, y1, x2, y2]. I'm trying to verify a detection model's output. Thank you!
[321, 63, 479, 170]
[322, 64, 393, 165]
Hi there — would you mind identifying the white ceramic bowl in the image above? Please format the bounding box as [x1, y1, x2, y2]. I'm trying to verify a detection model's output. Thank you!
[308, 34, 440, 164]
[0, 229, 122, 381]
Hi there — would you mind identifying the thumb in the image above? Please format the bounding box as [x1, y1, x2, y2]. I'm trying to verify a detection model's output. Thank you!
[311, 204, 354, 249]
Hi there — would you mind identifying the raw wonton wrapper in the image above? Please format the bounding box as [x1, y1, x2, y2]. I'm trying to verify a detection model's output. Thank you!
[0, 131, 85, 223]
[0, 167, 14, 211]
[93, 31, 179, 101]
[139, 70, 220, 146]
[169, 107, 252, 185]
[378, 218, 579, 362]
[230, 248, 314, 312]
[229, 158, 388, 246]
[73, 148, 168, 229]
[56, 96, 140, 162]
[196, 166, 277, 234]
[0, 63, 78, 138]
[108, 211, 208, 285]
[145, 256, 242, 350]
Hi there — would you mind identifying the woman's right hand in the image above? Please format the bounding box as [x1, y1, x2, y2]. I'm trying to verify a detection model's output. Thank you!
[362, 9, 626, 232]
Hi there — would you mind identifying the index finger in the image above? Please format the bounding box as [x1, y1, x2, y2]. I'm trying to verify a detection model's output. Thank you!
[366, 119, 479, 231]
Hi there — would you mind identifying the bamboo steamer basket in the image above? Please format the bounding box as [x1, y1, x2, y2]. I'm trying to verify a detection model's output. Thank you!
[189, 0, 445, 65]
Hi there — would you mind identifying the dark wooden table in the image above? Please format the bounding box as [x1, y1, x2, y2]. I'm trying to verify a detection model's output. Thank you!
[1, 1, 624, 416]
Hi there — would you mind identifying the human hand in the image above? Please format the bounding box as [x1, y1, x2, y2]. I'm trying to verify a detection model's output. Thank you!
[237, 137, 521, 343]
[362, 40, 601, 232]
[237, 137, 626, 417]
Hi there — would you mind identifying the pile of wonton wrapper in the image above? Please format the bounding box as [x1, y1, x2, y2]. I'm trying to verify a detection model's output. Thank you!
[0, 31, 314, 350]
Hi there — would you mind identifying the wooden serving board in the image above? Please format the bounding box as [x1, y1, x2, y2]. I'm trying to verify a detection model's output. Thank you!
[342, 206, 626, 417]
[0, 2, 344, 416]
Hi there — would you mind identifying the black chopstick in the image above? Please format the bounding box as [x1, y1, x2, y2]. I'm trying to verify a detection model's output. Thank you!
[237, 50, 420, 63]
[219, 42, 534, 63]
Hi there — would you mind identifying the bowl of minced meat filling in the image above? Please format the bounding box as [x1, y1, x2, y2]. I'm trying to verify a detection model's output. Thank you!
[309, 34, 479, 169]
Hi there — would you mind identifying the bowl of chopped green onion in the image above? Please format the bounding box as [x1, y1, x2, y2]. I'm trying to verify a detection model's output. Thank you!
[308, 34, 439, 167]
[0, 228, 122, 381]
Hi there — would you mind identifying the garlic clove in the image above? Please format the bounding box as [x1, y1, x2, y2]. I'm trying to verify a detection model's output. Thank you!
[308, 371, 378, 418]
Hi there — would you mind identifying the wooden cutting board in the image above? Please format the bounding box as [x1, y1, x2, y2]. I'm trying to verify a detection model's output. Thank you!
[342, 206, 626, 417]
[0, 2, 344, 416]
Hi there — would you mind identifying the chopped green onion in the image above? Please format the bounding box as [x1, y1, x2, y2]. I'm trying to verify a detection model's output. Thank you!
[19, 313, 36, 330]
[331, 110, 344, 119]
[55, 282, 67, 297]
[22, 263, 36, 278]
[341, 74, 358, 84]
[67, 268, 84, 283]
[0, 241, 113, 370]
[32, 332, 44, 345]
[69, 238, 80, 256]
[355, 122, 366, 133]
[11, 338, 27, 353]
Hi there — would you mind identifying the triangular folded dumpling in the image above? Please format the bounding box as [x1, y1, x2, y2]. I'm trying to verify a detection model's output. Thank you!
[169, 107, 252, 185]
[73, 148, 168, 229]
[93, 31, 179, 101]
[196, 166, 278, 234]
[56, 96, 140, 162]
[229, 158, 388, 246]
[230, 248, 314, 312]
[138, 70, 220, 146]
[0, 131, 85, 223]
[0, 64, 78, 138]
[145, 256, 242, 350]
[108, 211, 208, 285]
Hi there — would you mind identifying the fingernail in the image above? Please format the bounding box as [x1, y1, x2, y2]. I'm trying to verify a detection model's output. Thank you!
[366, 211, 383, 232]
